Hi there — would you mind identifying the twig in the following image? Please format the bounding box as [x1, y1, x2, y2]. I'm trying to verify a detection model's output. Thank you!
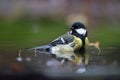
[89, 41, 101, 54]
[18, 49, 22, 57]
[34, 48, 37, 57]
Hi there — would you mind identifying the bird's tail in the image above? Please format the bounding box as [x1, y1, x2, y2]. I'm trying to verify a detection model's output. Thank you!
[28, 45, 51, 54]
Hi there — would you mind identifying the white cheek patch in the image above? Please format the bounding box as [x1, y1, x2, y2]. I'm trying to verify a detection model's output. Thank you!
[76, 28, 86, 35]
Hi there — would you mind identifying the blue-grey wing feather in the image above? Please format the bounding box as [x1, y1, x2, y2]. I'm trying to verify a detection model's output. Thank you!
[29, 45, 51, 54]
[50, 32, 74, 46]
[29, 32, 74, 54]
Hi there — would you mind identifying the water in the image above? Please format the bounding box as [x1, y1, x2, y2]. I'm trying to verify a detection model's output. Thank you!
[0, 20, 120, 79]
[1, 45, 120, 79]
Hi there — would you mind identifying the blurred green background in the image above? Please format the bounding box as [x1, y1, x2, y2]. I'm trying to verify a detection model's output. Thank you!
[0, 17, 120, 53]
[0, 0, 120, 53]
[0, 19, 68, 53]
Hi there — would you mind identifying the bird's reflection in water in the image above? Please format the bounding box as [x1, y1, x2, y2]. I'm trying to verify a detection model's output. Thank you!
[44, 42, 100, 74]
[16, 42, 100, 74]
[45, 47, 89, 74]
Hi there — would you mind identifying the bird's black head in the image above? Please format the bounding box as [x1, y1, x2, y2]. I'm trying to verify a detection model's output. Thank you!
[70, 22, 87, 37]
[71, 22, 86, 30]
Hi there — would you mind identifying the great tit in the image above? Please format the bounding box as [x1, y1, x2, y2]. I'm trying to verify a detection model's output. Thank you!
[30, 22, 89, 62]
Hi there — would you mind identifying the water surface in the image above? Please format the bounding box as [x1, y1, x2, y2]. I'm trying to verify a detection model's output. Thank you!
[0, 20, 120, 79]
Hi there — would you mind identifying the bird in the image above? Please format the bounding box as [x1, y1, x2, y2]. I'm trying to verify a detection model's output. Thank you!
[29, 22, 89, 63]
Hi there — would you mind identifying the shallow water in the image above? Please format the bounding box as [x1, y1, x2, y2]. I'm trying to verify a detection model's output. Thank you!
[0, 20, 120, 79]
[1, 46, 120, 79]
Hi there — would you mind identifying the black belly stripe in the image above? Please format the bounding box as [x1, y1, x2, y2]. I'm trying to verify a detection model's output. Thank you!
[81, 37, 85, 47]
[72, 32, 85, 48]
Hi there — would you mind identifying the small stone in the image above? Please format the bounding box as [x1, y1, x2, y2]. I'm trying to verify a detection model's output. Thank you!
[25, 57, 31, 62]
[16, 57, 23, 62]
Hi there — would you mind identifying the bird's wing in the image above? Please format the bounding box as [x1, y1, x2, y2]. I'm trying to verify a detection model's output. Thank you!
[28, 45, 51, 54]
[50, 32, 74, 46]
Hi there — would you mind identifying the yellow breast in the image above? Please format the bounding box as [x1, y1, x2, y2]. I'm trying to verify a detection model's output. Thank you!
[85, 37, 89, 47]
[68, 36, 82, 50]
[74, 36, 83, 50]
[69, 36, 89, 50]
